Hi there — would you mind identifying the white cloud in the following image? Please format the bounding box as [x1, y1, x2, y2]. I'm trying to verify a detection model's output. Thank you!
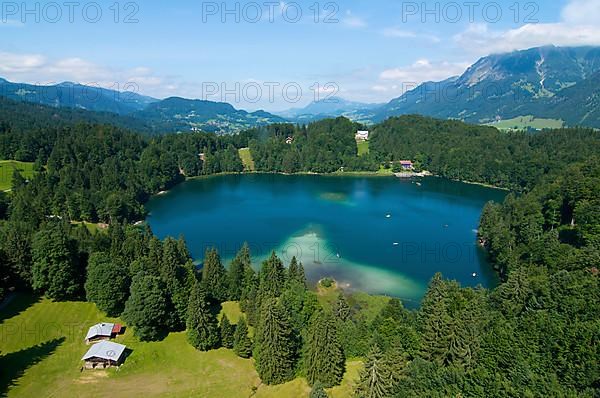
[381, 27, 440, 43]
[0, 52, 46, 73]
[0, 50, 166, 96]
[561, 0, 600, 24]
[454, 0, 600, 55]
[380, 59, 469, 83]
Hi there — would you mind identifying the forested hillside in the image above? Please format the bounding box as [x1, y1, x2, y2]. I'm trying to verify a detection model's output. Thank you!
[249, 117, 379, 173]
[370, 115, 600, 190]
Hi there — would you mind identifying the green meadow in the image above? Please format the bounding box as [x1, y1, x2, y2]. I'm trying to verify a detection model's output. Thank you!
[0, 161, 35, 191]
[0, 294, 362, 397]
[485, 115, 564, 131]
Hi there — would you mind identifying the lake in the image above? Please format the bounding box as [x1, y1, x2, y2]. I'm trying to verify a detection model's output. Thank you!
[146, 174, 506, 307]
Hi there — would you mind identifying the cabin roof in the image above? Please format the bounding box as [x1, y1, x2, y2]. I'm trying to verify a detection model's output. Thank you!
[85, 323, 115, 341]
[82, 341, 126, 362]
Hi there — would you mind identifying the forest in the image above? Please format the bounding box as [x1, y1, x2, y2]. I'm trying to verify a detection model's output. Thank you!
[0, 98, 598, 397]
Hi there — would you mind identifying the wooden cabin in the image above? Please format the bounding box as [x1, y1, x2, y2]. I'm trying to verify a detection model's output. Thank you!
[85, 322, 123, 344]
[82, 341, 127, 369]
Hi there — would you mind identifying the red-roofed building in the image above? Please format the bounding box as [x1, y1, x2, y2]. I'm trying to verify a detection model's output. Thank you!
[400, 160, 414, 170]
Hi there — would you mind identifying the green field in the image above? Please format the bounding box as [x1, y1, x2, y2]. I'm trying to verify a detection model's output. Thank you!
[70, 221, 108, 234]
[485, 115, 564, 131]
[0, 295, 361, 397]
[357, 141, 369, 156]
[238, 148, 255, 172]
[0, 161, 35, 191]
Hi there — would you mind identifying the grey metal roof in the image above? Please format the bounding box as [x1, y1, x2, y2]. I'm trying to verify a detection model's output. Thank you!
[85, 323, 114, 341]
[82, 341, 126, 361]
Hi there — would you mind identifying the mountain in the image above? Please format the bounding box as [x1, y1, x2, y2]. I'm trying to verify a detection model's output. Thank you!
[133, 97, 287, 134]
[0, 79, 157, 115]
[0, 95, 155, 134]
[0, 79, 287, 134]
[375, 46, 600, 128]
[276, 97, 381, 123]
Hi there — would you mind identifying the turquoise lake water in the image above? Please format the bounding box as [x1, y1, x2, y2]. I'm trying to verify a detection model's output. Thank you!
[146, 174, 506, 307]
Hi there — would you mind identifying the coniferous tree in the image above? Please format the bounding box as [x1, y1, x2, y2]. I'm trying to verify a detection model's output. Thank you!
[417, 273, 451, 364]
[333, 293, 350, 322]
[200, 248, 229, 303]
[254, 298, 297, 385]
[304, 310, 345, 387]
[233, 317, 253, 358]
[240, 261, 258, 325]
[243, 280, 260, 326]
[160, 238, 194, 329]
[228, 243, 251, 300]
[287, 256, 306, 287]
[186, 282, 220, 351]
[220, 315, 235, 349]
[122, 274, 169, 341]
[259, 251, 286, 299]
[355, 345, 392, 398]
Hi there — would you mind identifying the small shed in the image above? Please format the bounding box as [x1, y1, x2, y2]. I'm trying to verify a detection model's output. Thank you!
[82, 341, 127, 369]
[85, 322, 122, 344]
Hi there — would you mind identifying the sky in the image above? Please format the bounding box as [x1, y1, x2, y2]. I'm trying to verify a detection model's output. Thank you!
[1, 0, 599, 111]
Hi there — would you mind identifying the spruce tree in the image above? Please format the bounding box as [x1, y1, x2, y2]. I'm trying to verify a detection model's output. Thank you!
[240, 259, 257, 312]
[200, 248, 229, 303]
[220, 315, 235, 349]
[186, 282, 220, 351]
[229, 243, 252, 300]
[254, 298, 297, 385]
[304, 310, 345, 387]
[259, 251, 286, 299]
[418, 273, 451, 364]
[287, 256, 306, 287]
[355, 345, 392, 398]
[233, 318, 253, 358]
[161, 237, 189, 329]
[333, 293, 350, 322]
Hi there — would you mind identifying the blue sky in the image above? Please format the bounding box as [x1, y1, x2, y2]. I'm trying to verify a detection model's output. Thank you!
[1, 0, 599, 111]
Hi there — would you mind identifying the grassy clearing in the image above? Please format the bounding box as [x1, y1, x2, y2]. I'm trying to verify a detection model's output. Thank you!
[238, 148, 255, 172]
[70, 221, 108, 234]
[0, 295, 361, 397]
[485, 115, 564, 131]
[357, 141, 369, 156]
[0, 160, 35, 191]
[219, 301, 243, 324]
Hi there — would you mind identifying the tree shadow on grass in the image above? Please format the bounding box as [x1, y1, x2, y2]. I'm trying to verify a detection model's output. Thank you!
[0, 337, 65, 395]
[0, 294, 41, 324]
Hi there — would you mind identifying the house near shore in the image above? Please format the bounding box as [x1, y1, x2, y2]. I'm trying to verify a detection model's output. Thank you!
[82, 341, 127, 369]
[285, 136, 294, 144]
[355, 130, 369, 141]
[399, 160, 414, 170]
[85, 322, 123, 344]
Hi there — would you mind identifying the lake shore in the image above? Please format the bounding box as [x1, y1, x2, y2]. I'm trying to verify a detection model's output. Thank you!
[151, 169, 509, 200]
